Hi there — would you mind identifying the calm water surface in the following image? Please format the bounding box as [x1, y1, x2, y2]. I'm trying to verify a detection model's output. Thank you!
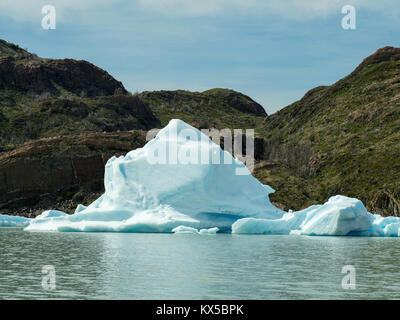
[1, 228, 400, 299]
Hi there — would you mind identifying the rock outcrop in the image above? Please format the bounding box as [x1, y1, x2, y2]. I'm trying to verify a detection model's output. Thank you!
[0, 39, 127, 97]
[351, 46, 400, 76]
[139, 89, 267, 116]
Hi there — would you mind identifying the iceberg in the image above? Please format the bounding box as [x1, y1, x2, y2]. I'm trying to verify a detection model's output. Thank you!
[231, 196, 400, 237]
[25, 119, 283, 233]
[0, 214, 31, 227]
[232, 196, 373, 236]
[0, 118, 396, 237]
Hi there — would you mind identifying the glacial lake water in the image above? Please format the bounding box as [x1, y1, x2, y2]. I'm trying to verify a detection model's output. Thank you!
[1, 228, 400, 300]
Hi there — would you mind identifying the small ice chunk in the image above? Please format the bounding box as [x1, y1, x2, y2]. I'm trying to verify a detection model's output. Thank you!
[298, 196, 371, 236]
[172, 226, 219, 234]
[199, 227, 219, 234]
[172, 226, 199, 234]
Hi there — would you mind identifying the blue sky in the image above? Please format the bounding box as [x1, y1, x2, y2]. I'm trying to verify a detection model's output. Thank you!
[0, 0, 399, 114]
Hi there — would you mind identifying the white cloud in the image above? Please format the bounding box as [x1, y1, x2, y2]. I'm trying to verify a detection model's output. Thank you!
[0, 0, 398, 22]
[0, 0, 119, 21]
[136, 0, 399, 19]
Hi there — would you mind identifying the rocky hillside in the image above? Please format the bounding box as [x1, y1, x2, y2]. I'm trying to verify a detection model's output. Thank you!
[256, 46, 400, 216]
[138, 88, 266, 130]
[0, 40, 160, 151]
[1, 39, 400, 218]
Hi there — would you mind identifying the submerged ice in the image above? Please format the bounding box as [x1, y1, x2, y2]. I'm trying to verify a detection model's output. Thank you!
[0, 118, 397, 237]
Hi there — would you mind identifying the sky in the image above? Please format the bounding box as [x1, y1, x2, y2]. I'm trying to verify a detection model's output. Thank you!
[0, 0, 399, 114]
